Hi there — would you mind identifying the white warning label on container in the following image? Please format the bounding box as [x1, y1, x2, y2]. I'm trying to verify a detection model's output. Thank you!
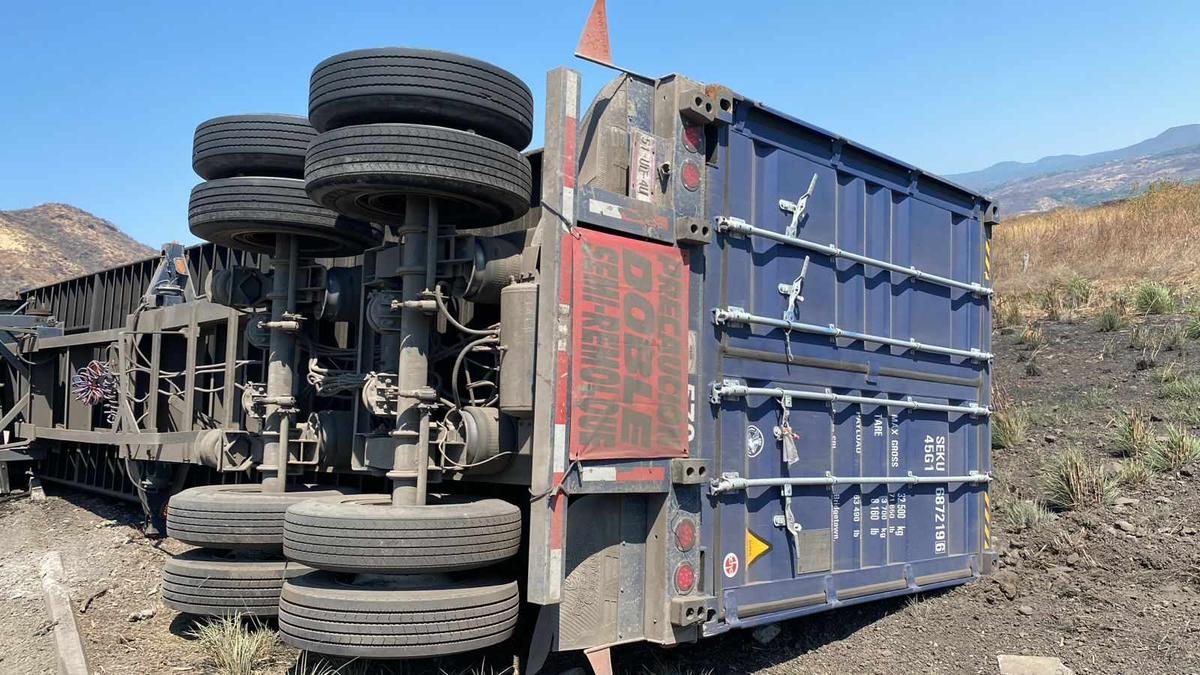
[629, 129, 656, 203]
[722, 552, 740, 578]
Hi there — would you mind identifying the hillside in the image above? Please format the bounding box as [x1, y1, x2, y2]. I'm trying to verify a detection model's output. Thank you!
[949, 125, 1200, 216]
[991, 181, 1200, 296]
[0, 203, 156, 298]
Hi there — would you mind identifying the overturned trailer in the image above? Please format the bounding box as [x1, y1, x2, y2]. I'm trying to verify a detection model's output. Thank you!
[0, 48, 998, 673]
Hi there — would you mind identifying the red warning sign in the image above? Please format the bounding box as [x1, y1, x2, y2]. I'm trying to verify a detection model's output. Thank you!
[567, 230, 689, 461]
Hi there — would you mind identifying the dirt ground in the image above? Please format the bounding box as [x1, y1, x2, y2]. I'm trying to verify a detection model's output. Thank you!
[1, 313, 1198, 675]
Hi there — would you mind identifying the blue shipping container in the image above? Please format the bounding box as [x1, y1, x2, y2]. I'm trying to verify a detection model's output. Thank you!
[531, 69, 998, 656]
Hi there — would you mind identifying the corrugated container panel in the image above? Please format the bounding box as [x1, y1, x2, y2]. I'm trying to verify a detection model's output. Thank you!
[699, 100, 992, 627]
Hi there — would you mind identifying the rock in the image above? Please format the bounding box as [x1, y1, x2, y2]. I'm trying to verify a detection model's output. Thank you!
[1114, 520, 1137, 533]
[1102, 461, 1124, 477]
[1018, 605, 1035, 616]
[1114, 497, 1139, 506]
[751, 623, 781, 645]
[992, 570, 1020, 600]
[997, 654, 1075, 675]
[1155, 496, 1172, 504]
[127, 608, 156, 622]
[1044, 434, 1057, 443]
[1065, 553, 1081, 566]
[1181, 467, 1195, 478]
[1183, 527, 1197, 536]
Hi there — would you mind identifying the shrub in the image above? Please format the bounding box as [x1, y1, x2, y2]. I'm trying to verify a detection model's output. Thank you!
[1096, 305, 1127, 332]
[1133, 281, 1174, 314]
[1185, 313, 1200, 340]
[1117, 459, 1153, 486]
[188, 616, 276, 675]
[1159, 374, 1200, 400]
[1018, 324, 1046, 348]
[1162, 323, 1187, 352]
[1148, 425, 1200, 472]
[992, 405, 1029, 449]
[1002, 499, 1055, 532]
[1155, 363, 1183, 384]
[1064, 275, 1091, 309]
[1129, 324, 1156, 350]
[1112, 410, 1152, 458]
[1041, 449, 1117, 510]
[993, 295, 1022, 329]
[1039, 289, 1066, 321]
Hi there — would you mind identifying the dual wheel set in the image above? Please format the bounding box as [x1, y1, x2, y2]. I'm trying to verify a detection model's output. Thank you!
[163, 486, 522, 657]
[164, 47, 536, 659]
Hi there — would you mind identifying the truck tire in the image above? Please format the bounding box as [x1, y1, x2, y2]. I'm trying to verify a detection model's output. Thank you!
[278, 572, 519, 658]
[161, 549, 310, 617]
[308, 47, 533, 149]
[304, 124, 531, 228]
[188, 177, 382, 257]
[282, 493, 521, 574]
[192, 114, 315, 180]
[166, 484, 356, 551]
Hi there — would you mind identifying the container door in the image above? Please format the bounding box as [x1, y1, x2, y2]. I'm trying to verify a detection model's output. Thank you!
[698, 106, 991, 628]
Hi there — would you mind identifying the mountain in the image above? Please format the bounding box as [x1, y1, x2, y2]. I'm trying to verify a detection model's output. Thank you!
[947, 125, 1200, 216]
[0, 203, 156, 298]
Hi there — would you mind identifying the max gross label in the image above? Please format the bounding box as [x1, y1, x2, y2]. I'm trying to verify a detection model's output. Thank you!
[568, 230, 689, 461]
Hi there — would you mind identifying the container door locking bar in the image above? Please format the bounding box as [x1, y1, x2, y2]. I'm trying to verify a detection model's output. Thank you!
[712, 306, 993, 362]
[715, 215, 992, 297]
[709, 380, 991, 417]
[710, 470, 993, 495]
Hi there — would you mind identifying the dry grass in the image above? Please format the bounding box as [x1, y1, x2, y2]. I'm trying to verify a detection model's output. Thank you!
[992, 182, 1200, 296]
[1148, 425, 1200, 473]
[1041, 449, 1118, 511]
[188, 616, 276, 675]
[1001, 499, 1055, 531]
[1112, 410, 1153, 458]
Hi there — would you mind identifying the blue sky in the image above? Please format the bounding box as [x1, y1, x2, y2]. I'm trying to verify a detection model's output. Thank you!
[1, 0, 1197, 247]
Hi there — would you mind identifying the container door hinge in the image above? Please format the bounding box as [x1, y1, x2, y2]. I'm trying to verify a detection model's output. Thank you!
[779, 173, 818, 238]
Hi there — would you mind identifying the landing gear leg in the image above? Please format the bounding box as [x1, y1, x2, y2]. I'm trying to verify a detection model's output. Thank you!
[584, 646, 614, 675]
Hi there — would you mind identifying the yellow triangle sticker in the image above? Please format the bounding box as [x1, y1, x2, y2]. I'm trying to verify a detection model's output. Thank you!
[746, 529, 772, 567]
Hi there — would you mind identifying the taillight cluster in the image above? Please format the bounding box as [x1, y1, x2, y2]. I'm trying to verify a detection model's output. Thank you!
[673, 517, 698, 594]
[674, 517, 697, 552]
[674, 562, 696, 594]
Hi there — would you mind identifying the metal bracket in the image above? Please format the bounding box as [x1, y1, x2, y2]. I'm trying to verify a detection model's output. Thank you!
[670, 458, 710, 485]
[670, 595, 716, 626]
[773, 483, 803, 572]
[675, 217, 712, 246]
[709, 378, 743, 404]
[710, 306, 744, 327]
[779, 174, 818, 238]
[677, 87, 717, 125]
[777, 256, 810, 324]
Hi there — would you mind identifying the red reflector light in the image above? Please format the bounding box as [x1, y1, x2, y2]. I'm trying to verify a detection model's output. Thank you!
[682, 124, 703, 152]
[674, 562, 696, 594]
[681, 161, 701, 191]
[674, 518, 697, 552]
